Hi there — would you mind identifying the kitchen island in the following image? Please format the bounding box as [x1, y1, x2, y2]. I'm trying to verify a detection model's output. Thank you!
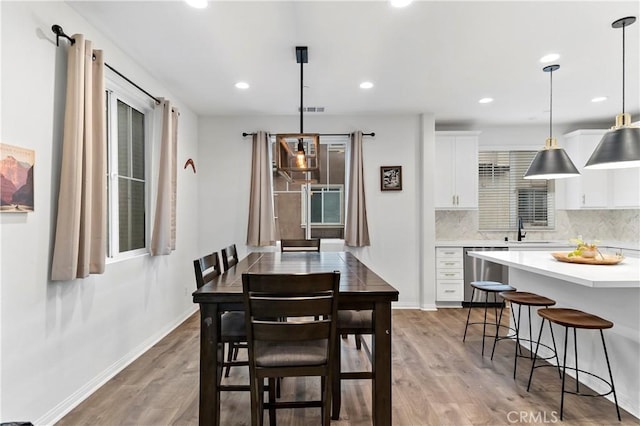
[468, 250, 640, 419]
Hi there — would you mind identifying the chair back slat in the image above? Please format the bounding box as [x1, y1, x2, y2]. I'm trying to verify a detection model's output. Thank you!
[243, 273, 334, 294]
[280, 239, 321, 252]
[250, 295, 334, 319]
[221, 243, 239, 270]
[253, 321, 331, 341]
[193, 252, 222, 289]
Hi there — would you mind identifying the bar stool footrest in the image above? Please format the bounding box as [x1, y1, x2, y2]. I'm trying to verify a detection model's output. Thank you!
[560, 366, 616, 399]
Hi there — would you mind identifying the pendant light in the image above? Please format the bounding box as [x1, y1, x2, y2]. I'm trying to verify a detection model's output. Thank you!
[524, 64, 580, 179]
[585, 16, 640, 169]
[275, 46, 320, 183]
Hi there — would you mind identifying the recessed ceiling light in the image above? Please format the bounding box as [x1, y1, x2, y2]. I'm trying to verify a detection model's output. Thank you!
[478, 97, 494, 104]
[185, 0, 207, 8]
[591, 96, 608, 103]
[235, 82, 250, 89]
[390, 0, 413, 7]
[360, 81, 374, 89]
[540, 53, 560, 63]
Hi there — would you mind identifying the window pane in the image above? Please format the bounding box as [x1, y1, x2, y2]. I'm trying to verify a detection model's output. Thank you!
[118, 177, 146, 252]
[310, 192, 323, 223]
[131, 108, 145, 180]
[323, 191, 341, 223]
[117, 100, 130, 177]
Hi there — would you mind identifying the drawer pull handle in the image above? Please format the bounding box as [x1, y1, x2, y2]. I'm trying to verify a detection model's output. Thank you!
[445, 290, 455, 293]
[444, 273, 456, 276]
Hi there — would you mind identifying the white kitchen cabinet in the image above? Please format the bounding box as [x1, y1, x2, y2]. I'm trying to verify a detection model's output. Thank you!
[435, 247, 464, 302]
[563, 129, 640, 209]
[435, 132, 480, 209]
[563, 129, 609, 209]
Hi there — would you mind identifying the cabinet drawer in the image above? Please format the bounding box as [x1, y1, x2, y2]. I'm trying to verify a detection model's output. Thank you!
[436, 269, 463, 280]
[436, 247, 463, 258]
[436, 258, 463, 269]
[437, 281, 463, 301]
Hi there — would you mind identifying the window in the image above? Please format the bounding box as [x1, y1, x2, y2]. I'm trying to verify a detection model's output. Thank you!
[478, 151, 555, 231]
[106, 83, 153, 258]
[273, 138, 347, 239]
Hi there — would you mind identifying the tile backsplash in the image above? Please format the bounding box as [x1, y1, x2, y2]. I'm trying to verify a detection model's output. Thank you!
[435, 209, 640, 244]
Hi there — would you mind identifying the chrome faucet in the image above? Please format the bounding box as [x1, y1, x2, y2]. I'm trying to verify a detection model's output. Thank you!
[517, 217, 526, 241]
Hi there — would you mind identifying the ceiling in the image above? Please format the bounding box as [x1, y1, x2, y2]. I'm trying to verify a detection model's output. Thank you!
[67, 1, 640, 127]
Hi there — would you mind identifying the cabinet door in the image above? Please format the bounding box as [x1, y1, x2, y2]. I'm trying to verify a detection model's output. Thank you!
[612, 168, 640, 208]
[434, 136, 456, 208]
[564, 131, 609, 209]
[454, 136, 478, 208]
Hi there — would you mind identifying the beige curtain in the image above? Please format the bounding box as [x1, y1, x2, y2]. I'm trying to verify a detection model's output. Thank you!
[246, 131, 276, 246]
[51, 35, 107, 280]
[150, 99, 179, 255]
[345, 131, 370, 247]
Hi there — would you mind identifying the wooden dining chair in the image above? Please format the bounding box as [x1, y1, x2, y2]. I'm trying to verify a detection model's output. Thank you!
[221, 243, 239, 271]
[242, 271, 340, 426]
[280, 238, 321, 252]
[193, 252, 248, 380]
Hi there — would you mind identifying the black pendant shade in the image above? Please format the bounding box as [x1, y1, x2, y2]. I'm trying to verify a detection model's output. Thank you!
[524, 141, 580, 179]
[524, 64, 580, 180]
[584, 126, 640, 169]
[585, 16, 640, 170]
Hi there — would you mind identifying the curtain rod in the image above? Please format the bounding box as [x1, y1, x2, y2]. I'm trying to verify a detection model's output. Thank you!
[52, 24, 161, 106]
[242, 132, 375, 137]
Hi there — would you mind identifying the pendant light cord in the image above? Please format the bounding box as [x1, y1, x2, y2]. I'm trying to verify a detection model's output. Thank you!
[622, 23, 626, 115]
[300, 57, 304, 133]
[549, 68, 553, 139]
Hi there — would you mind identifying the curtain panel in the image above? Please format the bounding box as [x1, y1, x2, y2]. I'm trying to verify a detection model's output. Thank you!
[246, 131, 276, 246]
[344, 131, 370, 247]
[51, 35, 107, 281]
[150, 99, 178, 256]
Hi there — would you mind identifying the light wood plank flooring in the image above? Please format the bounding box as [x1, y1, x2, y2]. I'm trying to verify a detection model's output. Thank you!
[57, 308, 638, 425]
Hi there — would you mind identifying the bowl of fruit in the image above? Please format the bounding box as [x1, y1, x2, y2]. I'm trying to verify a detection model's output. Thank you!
[568, 237, 600, 259]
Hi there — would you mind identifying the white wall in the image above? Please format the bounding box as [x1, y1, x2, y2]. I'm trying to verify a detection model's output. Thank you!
[197, 114, 434, 309]
[0, 2, 200, 423]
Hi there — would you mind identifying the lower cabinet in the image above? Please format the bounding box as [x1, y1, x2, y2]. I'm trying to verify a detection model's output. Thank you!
[436, 247, 464, 301]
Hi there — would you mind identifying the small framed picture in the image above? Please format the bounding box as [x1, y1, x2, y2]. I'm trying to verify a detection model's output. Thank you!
[380, 166, 402, 191]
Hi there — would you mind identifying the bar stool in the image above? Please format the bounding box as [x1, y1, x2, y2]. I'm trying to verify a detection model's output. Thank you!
[492, 291, 561, 379]
[462, 281, 516, 356]
[527, 308, 620, 421]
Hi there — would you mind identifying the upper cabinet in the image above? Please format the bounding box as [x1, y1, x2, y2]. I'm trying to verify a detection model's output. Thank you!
[563, 129, 640, 209]
[435, 131, 480, 209]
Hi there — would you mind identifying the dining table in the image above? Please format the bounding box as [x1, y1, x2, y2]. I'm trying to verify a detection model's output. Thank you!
[192, 250, 399, 425]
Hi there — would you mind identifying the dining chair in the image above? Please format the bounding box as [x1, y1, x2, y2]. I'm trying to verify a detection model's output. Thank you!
[280, 238, 321, 252]
[221, 243, 239, 271]
[193, 252, 248, 380]
[242, 271, 340, 426]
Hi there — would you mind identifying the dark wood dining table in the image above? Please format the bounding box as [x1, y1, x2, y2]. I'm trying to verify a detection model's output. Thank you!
[192, 251, 399, 425]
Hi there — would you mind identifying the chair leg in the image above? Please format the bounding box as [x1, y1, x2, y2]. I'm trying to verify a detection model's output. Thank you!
[560, 326, 569, 421]
[463, 287, 476, 341]
[527, 318, 546, 392]
[481, 291, 489, 356]
[600, 330, 621, 421]
[224, 343, 233, 378]
[268, 378, 276, 426]
[250, 375, 260, 426]
[331, 333, 342, 420]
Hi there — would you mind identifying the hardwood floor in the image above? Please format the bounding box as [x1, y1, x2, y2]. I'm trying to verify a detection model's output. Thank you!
[57, 308, 638, 425]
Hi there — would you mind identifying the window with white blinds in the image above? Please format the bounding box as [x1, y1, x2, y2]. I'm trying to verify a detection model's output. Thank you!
[478, 151, 555, 231]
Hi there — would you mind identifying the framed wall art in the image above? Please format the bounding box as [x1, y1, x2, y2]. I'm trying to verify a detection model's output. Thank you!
[380, 166, 402, 191]
[1, 143, 34, 212]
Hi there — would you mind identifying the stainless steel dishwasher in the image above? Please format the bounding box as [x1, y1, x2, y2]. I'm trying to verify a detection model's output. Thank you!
[463, 247, 509, 306]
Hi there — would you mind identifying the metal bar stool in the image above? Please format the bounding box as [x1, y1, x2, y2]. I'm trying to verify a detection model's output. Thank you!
[527, 308, 621, 421]
[462, 281, 516, 356]
[492, 291, 561, 379]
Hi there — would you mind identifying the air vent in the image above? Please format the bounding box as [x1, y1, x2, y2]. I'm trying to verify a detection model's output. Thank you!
[299, 107, 325, 113]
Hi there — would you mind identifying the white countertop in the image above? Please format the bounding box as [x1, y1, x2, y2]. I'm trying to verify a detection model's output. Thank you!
[436, 240, 640, 252]
[468, 250, 640, 288]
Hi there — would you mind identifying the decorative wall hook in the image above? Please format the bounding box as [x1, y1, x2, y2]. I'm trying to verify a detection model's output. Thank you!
[184, 158, 196, 173]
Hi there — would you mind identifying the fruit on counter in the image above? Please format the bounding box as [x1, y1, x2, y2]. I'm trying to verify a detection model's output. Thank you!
[567, 236, 600, 258]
